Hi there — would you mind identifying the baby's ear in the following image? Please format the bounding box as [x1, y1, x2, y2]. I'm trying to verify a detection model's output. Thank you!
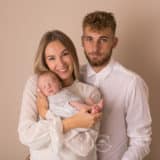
[98, 99, 104, 109]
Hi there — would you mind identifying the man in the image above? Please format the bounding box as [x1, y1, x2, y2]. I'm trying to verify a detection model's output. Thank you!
[80, 11, 152, 160]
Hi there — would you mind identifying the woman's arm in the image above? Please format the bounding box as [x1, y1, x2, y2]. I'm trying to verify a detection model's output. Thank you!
[62, 82, 103, 156]
[18, 76, 63, 150]
[36, 88, 101, 156]
[63, 108, 101, 133]
[36, 90, 101, 133]
[63, 110, 101, 156]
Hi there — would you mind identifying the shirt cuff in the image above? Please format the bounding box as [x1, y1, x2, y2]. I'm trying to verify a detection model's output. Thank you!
[45, 110, 55, 120]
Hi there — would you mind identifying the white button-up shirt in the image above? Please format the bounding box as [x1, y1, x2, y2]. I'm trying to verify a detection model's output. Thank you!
[80, 58, 152, 160]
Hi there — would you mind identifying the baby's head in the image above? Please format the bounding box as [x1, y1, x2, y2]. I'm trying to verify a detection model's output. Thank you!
[37, 71, 62, 96]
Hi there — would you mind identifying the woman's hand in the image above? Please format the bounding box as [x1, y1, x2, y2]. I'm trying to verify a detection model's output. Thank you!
[36, 89, 48, 119]
[63, 107, 102, 133]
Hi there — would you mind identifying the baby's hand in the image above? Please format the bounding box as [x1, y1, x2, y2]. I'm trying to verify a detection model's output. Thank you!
[91, 99, 104, 114]
[91, 105, 100, 114]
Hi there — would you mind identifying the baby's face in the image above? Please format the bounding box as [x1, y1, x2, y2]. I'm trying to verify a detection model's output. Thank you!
[38, 74, 61, 96]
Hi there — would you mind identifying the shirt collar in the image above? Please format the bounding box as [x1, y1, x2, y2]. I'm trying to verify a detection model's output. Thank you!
[86, 58, 115, 78]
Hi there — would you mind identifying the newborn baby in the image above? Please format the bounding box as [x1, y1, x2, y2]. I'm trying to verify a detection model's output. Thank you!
[37, 71, 103, 118]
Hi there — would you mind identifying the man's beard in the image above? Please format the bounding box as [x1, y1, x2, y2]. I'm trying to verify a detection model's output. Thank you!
[84, 50, 112, 67]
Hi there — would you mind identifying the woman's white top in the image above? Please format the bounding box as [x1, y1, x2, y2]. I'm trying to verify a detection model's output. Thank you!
[18, 75, 101, 160]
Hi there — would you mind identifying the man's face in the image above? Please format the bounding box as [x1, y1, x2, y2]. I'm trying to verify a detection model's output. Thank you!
[82, 26, 117, 69]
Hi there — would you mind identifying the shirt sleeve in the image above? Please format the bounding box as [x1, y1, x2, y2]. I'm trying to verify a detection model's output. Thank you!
[18, 75, 63, 151]
[63, 123, 99, 157]
[122, 76, 152, 160]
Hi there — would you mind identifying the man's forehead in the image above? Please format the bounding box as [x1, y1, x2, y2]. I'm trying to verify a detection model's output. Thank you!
[83, 26, 113, 36]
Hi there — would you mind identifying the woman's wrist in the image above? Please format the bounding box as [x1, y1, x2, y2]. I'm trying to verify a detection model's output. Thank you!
[39, 108, 48, 119]
[62, 117, 75, 133]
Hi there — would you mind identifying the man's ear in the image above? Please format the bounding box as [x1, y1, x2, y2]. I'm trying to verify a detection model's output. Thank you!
[113, 37, 118, 48]
[81, 35, 84, 47]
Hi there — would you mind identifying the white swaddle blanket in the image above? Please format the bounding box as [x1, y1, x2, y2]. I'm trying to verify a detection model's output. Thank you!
[48, 88, 82, 118]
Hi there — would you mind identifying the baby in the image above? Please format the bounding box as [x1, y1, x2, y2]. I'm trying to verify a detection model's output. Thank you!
[37, 71, 103, 119]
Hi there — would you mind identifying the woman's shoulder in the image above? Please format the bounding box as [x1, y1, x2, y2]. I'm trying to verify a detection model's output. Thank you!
[27, 74, 38, 82]
[26, 74, 38, 84]
[24, 74, 38, 90]
[72, 80, 97, 90]
[69, 80, 101, 101]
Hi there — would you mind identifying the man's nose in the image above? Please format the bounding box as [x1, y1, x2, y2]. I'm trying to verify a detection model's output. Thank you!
[92, 41, 100, 52]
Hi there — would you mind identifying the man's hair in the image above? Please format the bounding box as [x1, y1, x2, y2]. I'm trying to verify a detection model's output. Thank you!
[82, 11, 116, 34]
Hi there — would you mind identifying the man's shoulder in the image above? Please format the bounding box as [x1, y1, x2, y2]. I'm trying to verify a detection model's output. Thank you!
[115, 62, 140, 79]
[114, 62, 147, 86]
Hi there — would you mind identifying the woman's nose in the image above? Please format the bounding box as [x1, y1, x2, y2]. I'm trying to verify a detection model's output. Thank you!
[56, 57, 65, 67]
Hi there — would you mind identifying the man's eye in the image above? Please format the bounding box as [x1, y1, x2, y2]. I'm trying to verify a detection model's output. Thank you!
[99, 38, 108, 43]
[87, 37, 92, 41]
[84, 36, 93, 42]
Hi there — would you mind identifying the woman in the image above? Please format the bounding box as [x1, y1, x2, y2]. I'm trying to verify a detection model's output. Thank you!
[18, 30, 102, 160]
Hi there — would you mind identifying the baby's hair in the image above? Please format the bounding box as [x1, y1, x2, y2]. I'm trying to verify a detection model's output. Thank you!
[37, 71, 62, 85]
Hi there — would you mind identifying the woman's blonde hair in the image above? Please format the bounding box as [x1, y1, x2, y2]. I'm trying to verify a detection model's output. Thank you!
[33, 30, 80, 80]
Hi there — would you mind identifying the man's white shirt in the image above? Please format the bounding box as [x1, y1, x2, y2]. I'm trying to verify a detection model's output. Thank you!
[80, 58, 152, 160]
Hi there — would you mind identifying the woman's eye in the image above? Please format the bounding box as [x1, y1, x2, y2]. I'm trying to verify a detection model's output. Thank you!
[62, 51, 70, 56]
[48, 57, 55, 60]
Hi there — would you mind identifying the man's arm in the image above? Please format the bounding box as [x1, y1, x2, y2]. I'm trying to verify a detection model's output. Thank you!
[122, 76, 152, 160]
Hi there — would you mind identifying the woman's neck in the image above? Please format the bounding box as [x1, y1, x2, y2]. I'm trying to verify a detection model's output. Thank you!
[62, 77, 74, 87]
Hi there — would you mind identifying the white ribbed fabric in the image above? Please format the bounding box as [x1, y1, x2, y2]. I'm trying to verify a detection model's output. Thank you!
[18, 75, 101, 160]
[80, 58, 152, 160]
[48, 89, 81, 118]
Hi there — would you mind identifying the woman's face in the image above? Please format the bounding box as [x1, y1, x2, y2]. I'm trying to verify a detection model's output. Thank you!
[45, 40, 74, 86]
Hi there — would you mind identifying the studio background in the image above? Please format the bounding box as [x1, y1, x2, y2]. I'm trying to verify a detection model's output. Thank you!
[0, 0, 159, 159]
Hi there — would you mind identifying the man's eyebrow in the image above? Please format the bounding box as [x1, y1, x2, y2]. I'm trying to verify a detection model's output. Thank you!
[82, 35, 91, 37]
[99, 35, 110, 38]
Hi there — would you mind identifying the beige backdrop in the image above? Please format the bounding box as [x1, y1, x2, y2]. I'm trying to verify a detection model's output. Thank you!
[0, 0, 159, 159]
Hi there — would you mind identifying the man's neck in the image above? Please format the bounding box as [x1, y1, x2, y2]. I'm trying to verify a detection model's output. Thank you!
[92, 62, 108, 73]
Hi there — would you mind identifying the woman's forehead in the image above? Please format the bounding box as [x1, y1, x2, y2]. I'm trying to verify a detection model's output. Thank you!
[45, 40, 66, 56]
